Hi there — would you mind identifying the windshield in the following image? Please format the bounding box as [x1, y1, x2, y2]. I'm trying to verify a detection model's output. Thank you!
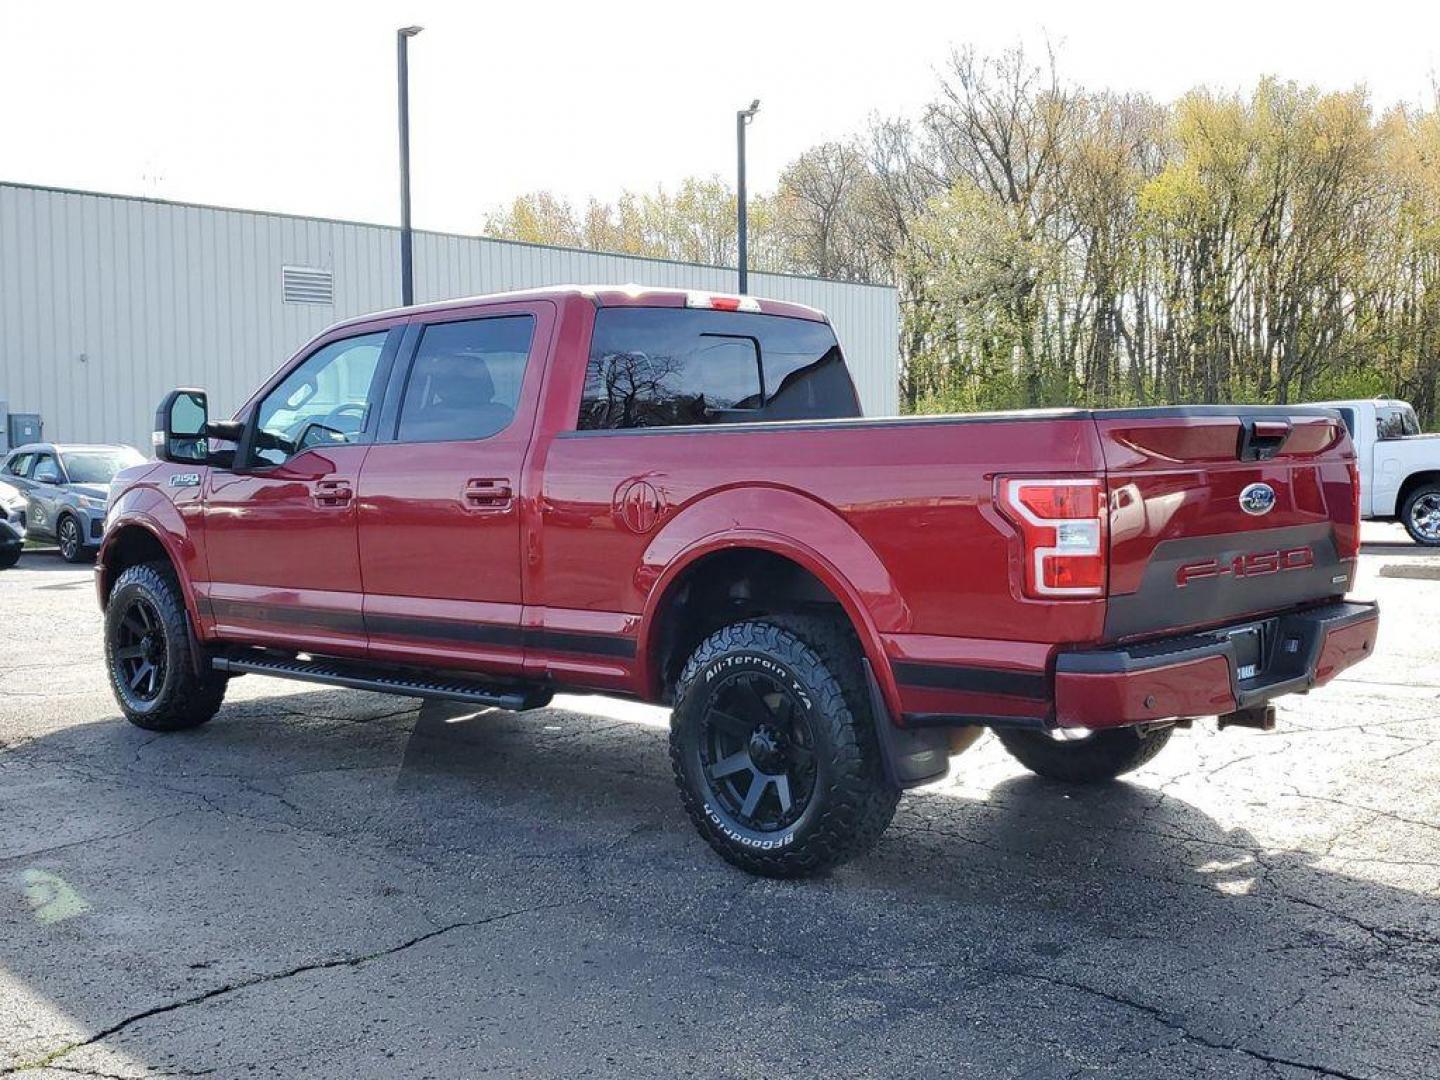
[61, 448, 144, 484]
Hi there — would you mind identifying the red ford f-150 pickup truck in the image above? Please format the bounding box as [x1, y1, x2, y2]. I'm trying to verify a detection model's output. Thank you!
[100, 285, 1379, 876]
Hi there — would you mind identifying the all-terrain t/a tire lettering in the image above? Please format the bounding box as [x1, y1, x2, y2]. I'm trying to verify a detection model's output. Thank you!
[669, 616, 900, 877]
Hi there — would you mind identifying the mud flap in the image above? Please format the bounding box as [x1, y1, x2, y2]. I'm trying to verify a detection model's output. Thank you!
[863, 659, 950, 788]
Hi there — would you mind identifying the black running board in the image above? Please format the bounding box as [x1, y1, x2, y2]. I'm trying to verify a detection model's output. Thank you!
[211, 654, 550, 711]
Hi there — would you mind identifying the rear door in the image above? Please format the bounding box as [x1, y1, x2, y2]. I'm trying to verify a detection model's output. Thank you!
[1098, 408, 1359, 641]
[356, 302, 553, 674]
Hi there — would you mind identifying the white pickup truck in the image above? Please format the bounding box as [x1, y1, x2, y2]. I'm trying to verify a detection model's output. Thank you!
[1313, 398, 1440, 545]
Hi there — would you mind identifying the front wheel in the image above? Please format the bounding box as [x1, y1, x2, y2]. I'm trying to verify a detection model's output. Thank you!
[105, 562, 227, 731]
[669, 616, 900, 878]
[1401, 484, 1440, 546]
[993, 723, 1174, 783]
[57, 514, 89, 563]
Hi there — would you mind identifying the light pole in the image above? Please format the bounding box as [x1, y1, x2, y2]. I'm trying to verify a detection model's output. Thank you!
[736, 99, 760, 294]
[397, 25, 423, 306]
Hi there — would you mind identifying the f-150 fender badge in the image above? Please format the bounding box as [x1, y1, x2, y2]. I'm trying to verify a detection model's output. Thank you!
[168, 473, 201, 488]
[614, 478, 665, 533]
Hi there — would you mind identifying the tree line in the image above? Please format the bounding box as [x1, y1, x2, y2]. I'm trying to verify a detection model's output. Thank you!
[484, 47, 1440, 424]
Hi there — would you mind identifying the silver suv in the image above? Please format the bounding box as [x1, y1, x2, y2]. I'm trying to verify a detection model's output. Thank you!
[1, 443, 145, 562]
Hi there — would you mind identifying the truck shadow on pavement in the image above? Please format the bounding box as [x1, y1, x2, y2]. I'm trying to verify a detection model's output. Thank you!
[1, 691, 1437, 1078]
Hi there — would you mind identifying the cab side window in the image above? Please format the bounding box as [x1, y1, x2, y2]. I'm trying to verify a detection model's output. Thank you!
[251, 332, 389, 466]
[5, 453, 34, 478]
[396, 316, 535, 443]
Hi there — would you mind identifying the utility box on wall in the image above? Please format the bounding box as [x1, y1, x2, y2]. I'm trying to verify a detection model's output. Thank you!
[7, 413, 42, 447]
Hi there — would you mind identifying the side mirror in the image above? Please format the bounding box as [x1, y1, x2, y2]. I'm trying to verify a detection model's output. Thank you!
[153, 389, 211, 465]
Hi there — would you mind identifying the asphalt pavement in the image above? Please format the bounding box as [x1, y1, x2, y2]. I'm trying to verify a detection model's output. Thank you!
[0, 525, 1436, 1079]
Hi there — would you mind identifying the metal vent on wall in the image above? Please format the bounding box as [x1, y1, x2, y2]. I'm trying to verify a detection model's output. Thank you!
[282, 266, 334, 305]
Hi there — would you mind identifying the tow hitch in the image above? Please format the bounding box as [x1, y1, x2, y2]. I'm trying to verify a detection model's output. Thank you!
[1217, 704, 1277, 731]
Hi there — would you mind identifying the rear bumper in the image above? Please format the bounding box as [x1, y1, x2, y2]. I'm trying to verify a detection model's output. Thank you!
[1054, 600, 1379, 729]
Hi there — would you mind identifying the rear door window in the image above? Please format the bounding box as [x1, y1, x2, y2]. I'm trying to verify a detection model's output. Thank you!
[577, 308, 859, 430]
[5, 453, 34, 478]
[395, 315, 536, 443]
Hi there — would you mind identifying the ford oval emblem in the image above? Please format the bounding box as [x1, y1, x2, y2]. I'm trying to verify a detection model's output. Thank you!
[1239, 482, 1277, 516]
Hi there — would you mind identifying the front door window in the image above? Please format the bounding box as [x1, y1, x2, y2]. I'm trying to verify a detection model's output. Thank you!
[251, 332, 389, 466]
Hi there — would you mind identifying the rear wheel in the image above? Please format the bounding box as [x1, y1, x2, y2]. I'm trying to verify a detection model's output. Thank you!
[993, 723, 1174, 783]
[669, 616, 900, 878]
[57, 514, 88, 563]
[1401, 483, 1440, 546]
[0, 546, 19, 570]
[105, 562, 227, 731]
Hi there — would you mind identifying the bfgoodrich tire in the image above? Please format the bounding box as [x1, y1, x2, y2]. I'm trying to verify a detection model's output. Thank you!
[993, 724, 1174, 783]
[104, 562, 227, 731]
[669, 616, 900, 878]
[1401, 483, 1440, 546]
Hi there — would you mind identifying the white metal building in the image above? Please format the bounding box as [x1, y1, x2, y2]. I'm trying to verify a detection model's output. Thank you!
[0, 182, 899, 454]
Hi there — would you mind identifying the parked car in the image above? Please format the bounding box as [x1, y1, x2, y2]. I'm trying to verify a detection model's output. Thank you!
[2, 443, 145, 562]
[99, 286, 1379, 877]
[1305, 399, 1440, 545]
[0, 478, 25, 569]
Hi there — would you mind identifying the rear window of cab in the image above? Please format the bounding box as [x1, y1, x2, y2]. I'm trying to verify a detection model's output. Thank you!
[577, 308, 860, 430]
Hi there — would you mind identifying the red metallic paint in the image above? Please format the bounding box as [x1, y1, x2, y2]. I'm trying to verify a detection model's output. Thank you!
[1097, 414, 1359, 604]
[1314, 614, 1379, 686]
[1054, 654, 1239, 729]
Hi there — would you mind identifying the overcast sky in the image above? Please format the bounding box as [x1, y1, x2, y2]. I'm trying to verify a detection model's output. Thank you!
[2, 0, 1437, 237]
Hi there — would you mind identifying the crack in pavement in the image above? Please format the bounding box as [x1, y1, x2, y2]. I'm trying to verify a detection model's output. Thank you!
[1, 898, 583, 1076]
[0, 810, 198, 866]
[1012, 971, 1380, 1080]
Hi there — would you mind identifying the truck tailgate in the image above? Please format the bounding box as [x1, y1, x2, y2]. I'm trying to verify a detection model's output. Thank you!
[1098, 409, 1360, 641]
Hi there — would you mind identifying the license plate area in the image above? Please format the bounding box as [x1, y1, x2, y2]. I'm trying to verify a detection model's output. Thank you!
[1226, 625, 1265, 682]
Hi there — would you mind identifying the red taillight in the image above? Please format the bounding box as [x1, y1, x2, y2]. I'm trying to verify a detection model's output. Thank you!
[997, 477, 1107, 599]
[1343, 460, 1362, 560]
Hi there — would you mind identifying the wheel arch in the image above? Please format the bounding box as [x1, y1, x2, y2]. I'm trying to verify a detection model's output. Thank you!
[1397, 471, 1440, 517]
[97, 516, 194, 618]
[635, 486, 909, 717]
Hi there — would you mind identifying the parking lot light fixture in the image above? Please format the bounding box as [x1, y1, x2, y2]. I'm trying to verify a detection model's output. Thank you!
[737, 98, 760, 295]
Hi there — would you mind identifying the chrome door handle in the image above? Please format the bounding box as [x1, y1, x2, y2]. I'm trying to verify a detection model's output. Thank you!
[464, 478, 513, 511]
[313, 480, 353, 507]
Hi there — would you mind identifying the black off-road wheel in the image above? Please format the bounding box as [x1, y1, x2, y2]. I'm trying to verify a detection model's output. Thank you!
[57, 514, 89, 563]
[105, 562, 227, 731]
[993, 723, 1174, 783]
[669, 616, 900, 878]
[1401, 483, 1440, 546]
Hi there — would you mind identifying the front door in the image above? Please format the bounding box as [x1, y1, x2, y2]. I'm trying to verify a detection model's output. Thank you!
[27, 452, 64, 539]
[357, 303, 552, 674]
[200, 328, 398, 656]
